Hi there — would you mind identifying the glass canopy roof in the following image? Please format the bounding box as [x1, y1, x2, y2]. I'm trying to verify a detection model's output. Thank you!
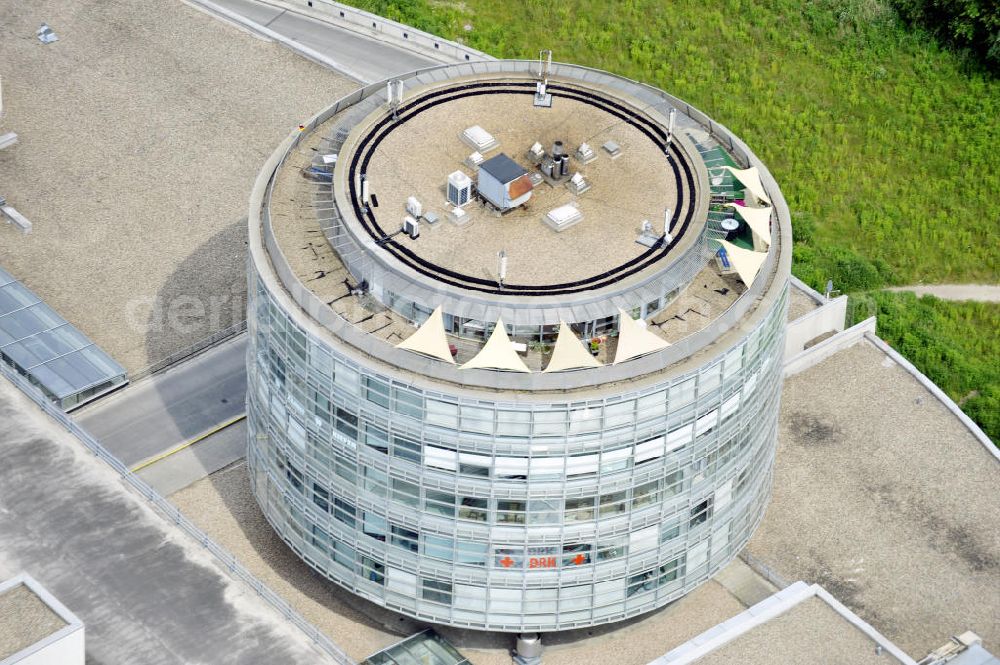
[361, 630, 470, 665]
[0, 266, 125, 403]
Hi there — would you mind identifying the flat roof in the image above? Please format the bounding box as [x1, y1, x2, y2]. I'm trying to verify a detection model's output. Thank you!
[0, 376, 340, 664]
[0, 580, 67, 660]
[0, 266, 125, 401]
[339, 78, 704, 294]
[0, 0, 354, 374]
[747, 340, 1000, 656]
[254, 61, 791, 394]
[652, 582, 913, 664]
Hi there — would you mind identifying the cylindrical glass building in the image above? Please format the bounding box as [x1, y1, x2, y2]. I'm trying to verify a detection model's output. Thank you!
[246, 60, 791, 632]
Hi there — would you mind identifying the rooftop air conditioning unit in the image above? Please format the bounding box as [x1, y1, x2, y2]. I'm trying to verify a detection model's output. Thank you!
[447, 171, 472, 207]
[406, 196, 423, 218]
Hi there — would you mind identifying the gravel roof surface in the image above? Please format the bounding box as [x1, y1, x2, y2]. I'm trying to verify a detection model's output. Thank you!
[0, 583, 66, 660]
[695, 596, 907, 665]
[787, 285, 820, 321]
[361, 91, 681, 285]
[0, 0, 353, 373]
[748, 340, 1000, 657]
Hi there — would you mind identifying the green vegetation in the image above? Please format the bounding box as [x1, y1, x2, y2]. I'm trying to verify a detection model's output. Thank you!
[850, 292, 999, 442]
[347, 0, 999, 439]
[892, 0, 1000, 71]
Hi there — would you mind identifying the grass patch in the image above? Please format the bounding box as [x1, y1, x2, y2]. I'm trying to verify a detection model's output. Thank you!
[850, 291, 999, 443]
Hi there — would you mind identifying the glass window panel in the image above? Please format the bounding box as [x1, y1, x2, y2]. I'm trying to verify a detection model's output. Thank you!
[364, 423, 389, 453]
[426, 398, 459, 428]
[565, 497, 595, 522]
[461, 404, 494, 434]
[426, 445, 458, 471]
[458, 497, 487, 522]
[497, 500, 526, 524]
[495, 456, 528, 479]
[456, 541, 487, 566]
[392, 434, 422, 463]
[533, 410, 568, 436]
[363, 376, 390, 409]
[668, 377, 696, 409]
[393, 387, 424, 419]
[333, 361, 359, 396]
[566, 453, 599, 477]
[529, 456, 564, 479]
[604, 400, 635, 429]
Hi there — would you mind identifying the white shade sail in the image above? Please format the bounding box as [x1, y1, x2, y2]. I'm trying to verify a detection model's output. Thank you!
[543, 322, 602, 372]
[717, 240, 767, 287]
[395, 305, 455, 364]
[461, 317, 531, 372]
[613, 308, 670, 364]
[722, 166, 771, 206]
[725, 203, 772, 246]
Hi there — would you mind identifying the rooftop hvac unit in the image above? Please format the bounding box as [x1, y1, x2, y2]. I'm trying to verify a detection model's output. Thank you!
[447, 171, 473, 207]
[406, 196, 422, 218]
[403, 215, 420, 239]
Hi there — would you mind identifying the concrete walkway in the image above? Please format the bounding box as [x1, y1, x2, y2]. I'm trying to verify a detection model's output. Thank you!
[75, 334, 248, 468]
[886, 284, 1000, 302]
[0, 378, 336, 665]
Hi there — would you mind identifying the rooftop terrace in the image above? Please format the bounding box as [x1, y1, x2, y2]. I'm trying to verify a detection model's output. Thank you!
[258, 62, 787, 392]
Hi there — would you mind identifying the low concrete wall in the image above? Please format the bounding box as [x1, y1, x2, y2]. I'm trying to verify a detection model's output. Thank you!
[784, 293, 847, 360]
[256, 0, 490, 64]
[0, 573, 85, 665]
[783, 316, 875, 377]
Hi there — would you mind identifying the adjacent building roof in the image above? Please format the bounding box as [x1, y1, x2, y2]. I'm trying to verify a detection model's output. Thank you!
[650, 581, 915, 665]
[0, 573, 83, 663]
[0, 266, 126, 403]
[478, 153, 527, 184]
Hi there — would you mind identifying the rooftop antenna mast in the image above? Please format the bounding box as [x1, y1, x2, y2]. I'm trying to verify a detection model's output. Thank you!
[386, 79, 404, 121]
[538, 50, 553, 79]
[497, 250, 508, 290]
[664, 107, 677, 161]
[534, 50, 553, 107]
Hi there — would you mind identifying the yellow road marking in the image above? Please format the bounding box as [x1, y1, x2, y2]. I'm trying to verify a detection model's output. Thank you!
[130, 413, 246, 473]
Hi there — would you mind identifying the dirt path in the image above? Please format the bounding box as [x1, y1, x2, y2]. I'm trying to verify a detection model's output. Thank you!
[886, 284, 1000, 302]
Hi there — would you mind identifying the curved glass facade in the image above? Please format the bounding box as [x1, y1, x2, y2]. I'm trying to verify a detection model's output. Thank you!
[247, 59, 791, 632]
[246, 264, 786, 631]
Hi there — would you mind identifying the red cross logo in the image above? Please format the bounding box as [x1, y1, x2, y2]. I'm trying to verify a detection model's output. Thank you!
[573, 554, 586, 565]
[500, 556, 515, 568]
